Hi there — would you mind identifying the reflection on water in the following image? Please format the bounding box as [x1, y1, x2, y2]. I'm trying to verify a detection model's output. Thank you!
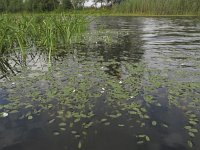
[0, 17, 200, 150]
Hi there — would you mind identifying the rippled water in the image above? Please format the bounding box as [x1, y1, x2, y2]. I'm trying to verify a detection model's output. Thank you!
[0, 17, 200, 150]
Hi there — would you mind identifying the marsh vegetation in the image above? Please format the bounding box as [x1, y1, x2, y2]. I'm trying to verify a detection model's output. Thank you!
[113, 0, 200, 15]
[0, 13, 87, 72]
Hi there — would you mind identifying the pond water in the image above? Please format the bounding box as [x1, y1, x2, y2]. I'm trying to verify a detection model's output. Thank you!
[0, 17, 200, 150]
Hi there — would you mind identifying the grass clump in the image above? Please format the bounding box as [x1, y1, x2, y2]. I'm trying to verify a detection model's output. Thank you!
[0, 13, 87, 65]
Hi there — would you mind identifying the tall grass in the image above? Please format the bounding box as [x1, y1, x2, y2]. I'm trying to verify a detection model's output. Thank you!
[113, 0, 200, 15]
[0, 14, 87, 66]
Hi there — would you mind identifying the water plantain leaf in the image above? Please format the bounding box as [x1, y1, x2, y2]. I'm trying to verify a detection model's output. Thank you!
[53, 132, 60, 136]
[145, 136, 150, 141]
[118, 124, 125, 127]
[162, 124, 169, 128]
[190, 128, 198, 133]
[189, 121, 197, 125]
[138, 134, 146, 138]
[48, 119, 55, 124]
[104, 122, 110, 126]
[152, 121, 157, 126]
[184, 126, 192, 130]
[71, 131, 77, 134]
[60, 128, 66, 131]
[59, 122, 67, 127]
[100, 118, 107, 122]
[9, 110, 19, 114]
[78, 141, 82, 149]
[28, 115, 33, 120]
[187, 140, 193, 148]
[137, 141, 144, 144]
[188, 132, 195, 137]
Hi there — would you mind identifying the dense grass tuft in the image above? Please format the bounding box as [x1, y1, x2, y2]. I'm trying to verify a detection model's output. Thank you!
[0, 14, 87, 65]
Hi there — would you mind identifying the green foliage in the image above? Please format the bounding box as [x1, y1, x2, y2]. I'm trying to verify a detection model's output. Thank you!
[0, 0, 73, 12]
[0, 0, 9, 12]
[0, 0, 23, 12]
[62, 0, 73, 10]
[0, 14, 87, 66]
[24, 0, 59, 12]
[113, 0, 200, 15]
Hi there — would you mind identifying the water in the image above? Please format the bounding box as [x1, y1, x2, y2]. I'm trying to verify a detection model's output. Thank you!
[0, 17, 200, 150]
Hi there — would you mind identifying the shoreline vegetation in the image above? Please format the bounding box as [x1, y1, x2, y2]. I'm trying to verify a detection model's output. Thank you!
[0, 14, 87, 68]
[1, 9, 199, 17]
[0, 0, 200, 16]
[113, 0, 200, 16]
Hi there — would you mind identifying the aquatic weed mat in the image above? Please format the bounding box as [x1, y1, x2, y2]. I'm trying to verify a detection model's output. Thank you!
[0, 56, 200, 149]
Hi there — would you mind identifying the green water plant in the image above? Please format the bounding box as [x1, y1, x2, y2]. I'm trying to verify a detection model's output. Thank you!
[0, 13, 87, 67]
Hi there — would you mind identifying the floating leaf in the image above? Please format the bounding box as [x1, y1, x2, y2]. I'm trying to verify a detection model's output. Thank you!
[187, 140, 193, 148]
[25, 104, 33, 109]
[104, 122, 110, 126]
[74, 118, 80, 123]
[190, 128, 198, 133]
[156, 103, 162, 107]
[48, 119, 55, 124]
[162, 124, 168, 128]
[140, 122, 145, 127]
[145, 136, 150, 141]
[184, 126, 192, 130]
[60, 128, 66, 131]
[78, 141, 82, 149]
[28, 115, 33, 120]
[53, 132, 60, 136]
[100, 118, 107, 122]
[143, 115, 149, 119]
[188, 132, 195, 137]
[82, 131, 87, 135]
[152, 121, 157, 126]
[2, 112, 8, 117]
[141, 108, 147, 112]
[9, 110, 19, 114]
[118, 124, 125, 127]
[75, 135, 80, 138]
[138, 134, 146, 138]
[71, 131, 77, 134]
[189, 121, 197, 125]
[84, 122, 93, 129]
[59, 122, 67, 127]
[137, 141, 144, 144]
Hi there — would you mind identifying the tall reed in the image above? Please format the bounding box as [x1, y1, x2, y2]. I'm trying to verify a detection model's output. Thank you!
[0, 14, 87, 67]
[113, 0, 200, 15]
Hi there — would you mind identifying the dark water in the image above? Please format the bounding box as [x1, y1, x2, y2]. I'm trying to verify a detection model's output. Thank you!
[0, 17, 200, 150]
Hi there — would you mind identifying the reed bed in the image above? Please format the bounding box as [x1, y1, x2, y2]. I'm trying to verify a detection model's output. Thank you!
[113, 0, 200, 15]
[0, 14, 87, 65]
